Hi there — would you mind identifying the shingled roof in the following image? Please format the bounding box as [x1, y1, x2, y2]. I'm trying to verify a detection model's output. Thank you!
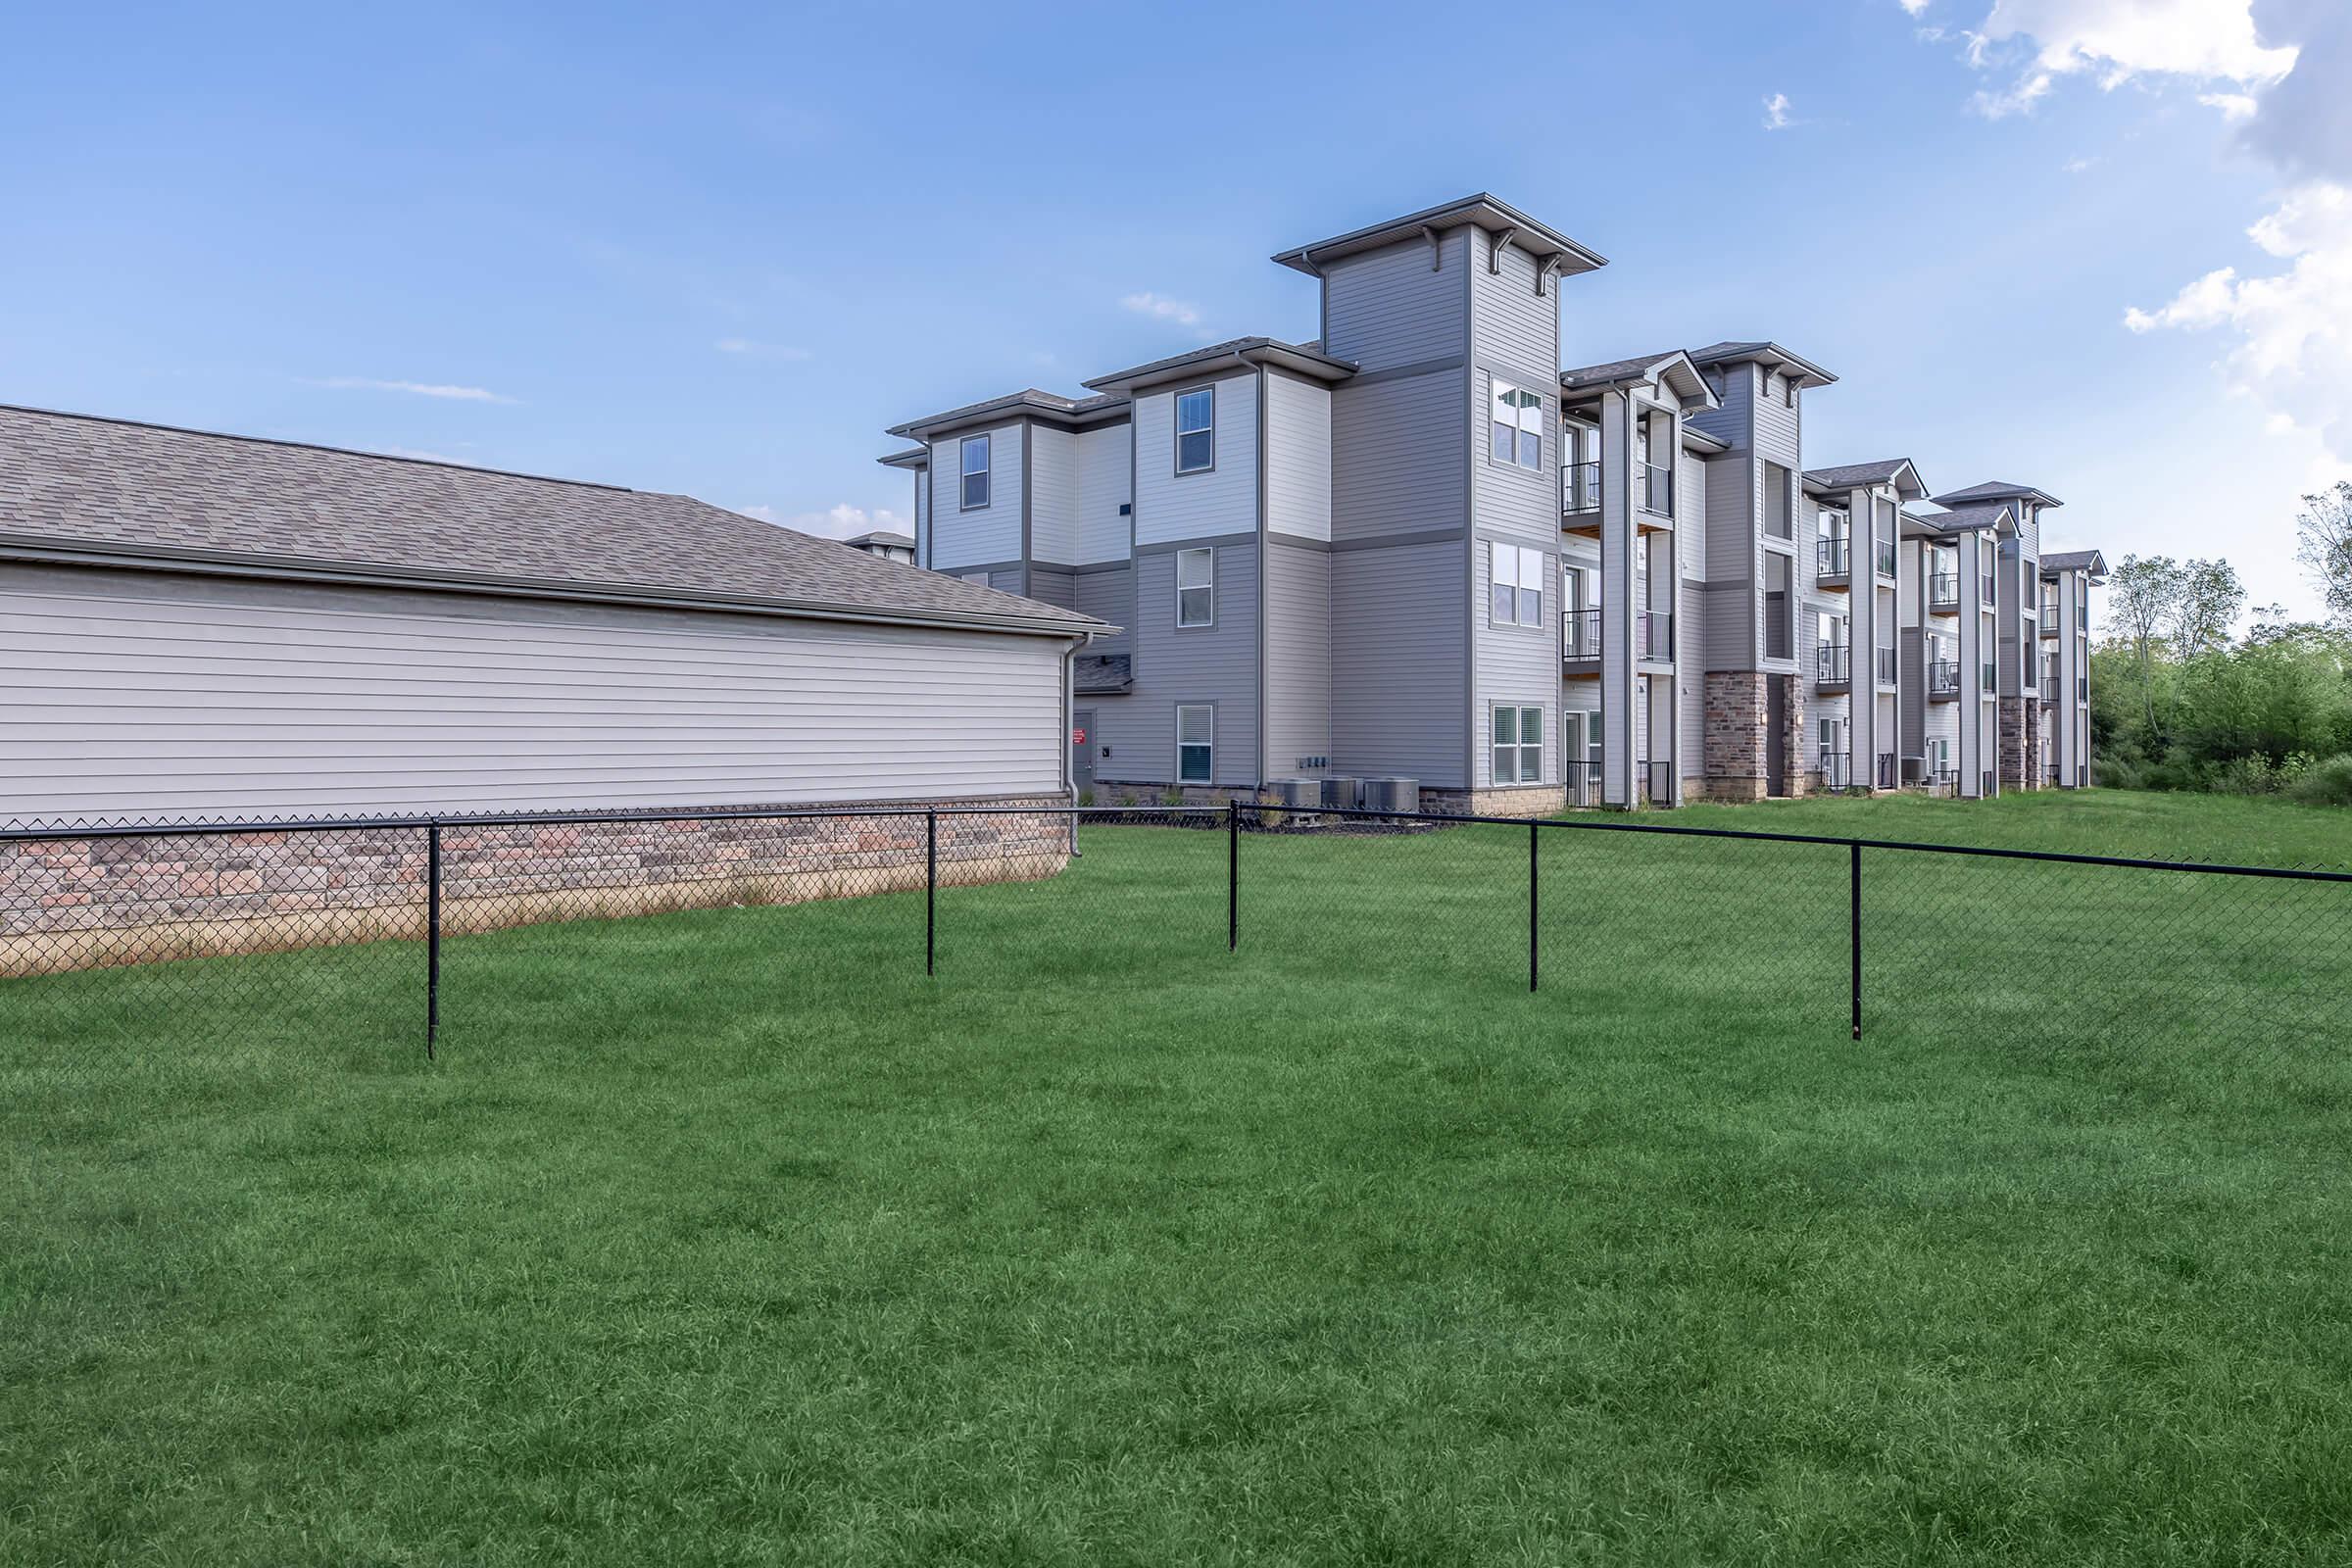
[1805, 459, 1924, 491]
[0, 405, 1104, 637]
[1932, 479, 2063, 509]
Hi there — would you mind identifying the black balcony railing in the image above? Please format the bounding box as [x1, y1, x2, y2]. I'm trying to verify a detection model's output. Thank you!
[2040, 605, 2060, 633]
[1929, 571, 1959, 611]
[1562, 608, 1600, 661]
[1639, 462, 1673, 517]
[1815, 642, 1851, 688]
[2040, 677, 2058, 703]
[1561, 461, 1600, 515]
[1638, 759, 1672, 803]
[1817, 534, 1849, 580]
[1638, 610, 1673, 662]
[1874, 647, 1898, 687]
[1817, 749, 1852, 790]
[1929, 659, 1960, 698]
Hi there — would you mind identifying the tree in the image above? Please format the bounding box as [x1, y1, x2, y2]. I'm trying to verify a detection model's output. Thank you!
[2106, 554, 2180, 733]
[2172, 558, 2243, 659]
[2297, 480, 2352, 627]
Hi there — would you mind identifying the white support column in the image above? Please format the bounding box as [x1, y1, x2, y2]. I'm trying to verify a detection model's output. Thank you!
[1598, 391, 1640, 808]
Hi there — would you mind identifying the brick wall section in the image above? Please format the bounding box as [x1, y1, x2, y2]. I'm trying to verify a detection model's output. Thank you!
[1704, 672, 1768, 801]
[1777, 676, 1808, 800]
[1999, 699, 2028, 790]
[0, 797, 1070, 977]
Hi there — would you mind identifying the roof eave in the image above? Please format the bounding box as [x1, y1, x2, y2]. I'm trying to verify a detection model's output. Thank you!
[1271, 192, 1608, 277]
[1081, 341, 1355, 395]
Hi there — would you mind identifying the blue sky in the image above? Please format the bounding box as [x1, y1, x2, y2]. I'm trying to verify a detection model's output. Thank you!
[6, 1, 2345, 617]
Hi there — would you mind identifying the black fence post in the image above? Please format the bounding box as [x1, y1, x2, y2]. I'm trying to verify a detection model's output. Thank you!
[425, 821, 441, 1060]
[1528, 818, 1539, 993]
[925, 808, 937, 977]
[1228, 798, 1239, 954]
[1849, 840, 1862, 1041]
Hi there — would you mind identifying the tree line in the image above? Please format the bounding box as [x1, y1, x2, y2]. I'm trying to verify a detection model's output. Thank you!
[2092, 481, 2352, 804]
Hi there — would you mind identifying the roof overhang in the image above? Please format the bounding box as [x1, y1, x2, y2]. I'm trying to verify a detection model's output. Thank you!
[1931, 482, 2064, 510]
[1688, 340, 1838, 390]
[886, 391, 1132, 442]
[1271, 193, 1607, 279]
[2040, 549, 2109, 582]
[0, 532, 1107, 643]
[1681, 425, 1729, 455]
[1559, 350, 1719, 413]
[1083, 338, 1355, 396]
[877, 446, 929, 469]
[1805, 459, 1928, 502]
[1899, 503, 2015, 539]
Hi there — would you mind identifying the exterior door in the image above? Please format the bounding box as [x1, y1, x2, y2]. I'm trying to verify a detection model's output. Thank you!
[1765, 679, 1788, 797]
[1070, 709, 1096, 795]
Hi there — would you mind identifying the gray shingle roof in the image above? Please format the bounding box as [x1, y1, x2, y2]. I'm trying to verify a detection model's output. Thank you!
[2039, 549, 2107, 575]
[844, 529, 916, 550]
[1932, 479, 2063, 508]
[1082, 336, 1354, 391]
[1686, 339, 1839, 387]
[886, 387, 1128, 439]
[1805, 460, 1920, 489]
[1074, 652, 1132, 694]
[1907, 504, 2012, 534]
[0, 405, 1102, 635]
[1559, 352, 1681, 388]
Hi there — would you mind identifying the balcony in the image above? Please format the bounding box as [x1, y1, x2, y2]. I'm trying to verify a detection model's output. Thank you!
[1639, 759, 1673, 803]
[1562, 608, 1599, 666]
[1928, 768, 1960, 798]
[1816, 534, 1850, 590]
[1814, 642, 1851, 692]
[1817, 749, 1852, 790]
[1639, 462, 1674, 518]
[1874, 646, 1898, 688]
[1928, 660, 1960, 701]
[1637, 610, 1674, 664]
[1929, 571, 1960, 614]
[1561, 460, 1600, 518]
[2039, 605, 2060, 635]
[2040, 676, 2058, 704]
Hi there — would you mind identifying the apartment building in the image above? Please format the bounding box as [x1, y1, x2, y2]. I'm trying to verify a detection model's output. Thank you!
[881, 193, 2103, 811]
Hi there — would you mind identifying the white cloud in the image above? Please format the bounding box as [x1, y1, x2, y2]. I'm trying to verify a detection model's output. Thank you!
[1899, 0, 1932, 14]
[316, 377, 514, 404]
[714, 337, 813, 361]
[1945, 0, 2297, 118]
[740, 502, 914, 541]
[2064, 153, 2104, 172]
[1120, 291, 1202, 327]
[1762, 92, 1794, 130]
[2125, 181, 2352, 462]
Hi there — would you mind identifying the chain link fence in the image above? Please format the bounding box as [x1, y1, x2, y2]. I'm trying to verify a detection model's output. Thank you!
[5, 802, 2349, 1090]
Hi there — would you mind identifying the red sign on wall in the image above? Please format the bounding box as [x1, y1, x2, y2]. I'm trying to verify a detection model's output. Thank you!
[1071, 727, 1088, 746]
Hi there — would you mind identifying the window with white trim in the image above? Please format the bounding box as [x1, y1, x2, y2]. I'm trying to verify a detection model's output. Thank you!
[1490, 380, 1542, 469]
[958, 434, 990, 510]
[1175, 386, 1214, 474]
[1492, 705, 1543, 784]
[1488, 541, 1545, 628]
[1176, 704, 1213, 783]
[1175, 547, 1214, 627]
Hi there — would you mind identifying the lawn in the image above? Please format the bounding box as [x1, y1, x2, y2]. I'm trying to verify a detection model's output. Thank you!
[5, 790, 2352, 1564]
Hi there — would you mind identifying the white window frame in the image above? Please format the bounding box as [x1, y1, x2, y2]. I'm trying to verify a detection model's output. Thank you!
[1174, 385, 1215, 475]
[1488, 541, 1545, 629]
[1176, 704, 1213, 784]
[1175, 547, 1214, 628]
[1492, 704, 1543, 785]
[958, 434, 991, 512]
[1490, 379, 1542, 470]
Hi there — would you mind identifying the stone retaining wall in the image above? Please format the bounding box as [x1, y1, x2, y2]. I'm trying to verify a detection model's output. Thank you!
[1, 798, 1071, 977]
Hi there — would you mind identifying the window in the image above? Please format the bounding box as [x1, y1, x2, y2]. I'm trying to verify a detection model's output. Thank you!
[1176, 705, 1213, 783]
[1175, 547, 1214, 627]
[959, 570, 991, 586]
[1492, 705, 1543, 784]
[1175, 387, 1214, 474]
[1490, 380, 1542, 469]
[1488, 541, 1545, 628]
[1763, 551, 1792, 661]
[958, 434, 990, 511]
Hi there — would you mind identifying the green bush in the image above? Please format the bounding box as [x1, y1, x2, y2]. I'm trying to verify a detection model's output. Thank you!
[2287, 755, 2352, 807]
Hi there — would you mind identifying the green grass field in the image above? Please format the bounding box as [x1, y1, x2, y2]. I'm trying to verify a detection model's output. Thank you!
[6, 790, 2352, 1564]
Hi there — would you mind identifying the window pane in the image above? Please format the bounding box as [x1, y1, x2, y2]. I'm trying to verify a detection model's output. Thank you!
[961, 435, 988, 475]
[1494, 707, 1517, 746]
[1177, 706, 1210, 745]
[1491, 421, 1514, 463]
[1179, 744, 1210, 783]
[1520, 708, 1542, 747]
[1517, 547, 1545, 592]
[1178, 586, 1211, 626]
[962, 473, 987, 509]
[1177, 389, 1213, 432]
[1520, 743, 1541, 781]
[1177, 429, 1212, 472]
[1177, 548, 1211, 588]
[1491, 582, 1515, 622]
[1518, 584, 1541, 626]
[1515, 428, 1540, 468]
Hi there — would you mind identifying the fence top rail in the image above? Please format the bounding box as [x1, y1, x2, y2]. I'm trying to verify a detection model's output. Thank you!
[4, 798, 2346, 884]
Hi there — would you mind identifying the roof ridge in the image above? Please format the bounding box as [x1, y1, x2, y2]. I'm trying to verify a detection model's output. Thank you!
[0, 403, 637, 494]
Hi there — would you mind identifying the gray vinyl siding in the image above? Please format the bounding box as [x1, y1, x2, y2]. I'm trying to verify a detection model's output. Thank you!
[927, 421, 1023, 570]
[1469, 229, 1554, 385]
[1026, 567, 1076, 612]
[1028, 423, 1079, 566]
[1750, 368, 1802, 468]
[1474, 535, 1558, 787]
[1133, 375, 1256, 548]
[1263, 369, 1332, 542]
[1073, 566, 1132, 658]
[1701, 452, 1754, 669]
[1074, 422, 1133, 565]
[1262, 539, 1332, 776]
[1, 564, 1069, 820]
[1320, 229, 1472, 371]
[1471, 368, 1557, 546]
[1332, 540, 1466, 786]
[1678, 448, 1710, 769]
[1111, 542, 1258, 787]
[1329, 370, 1464, 543]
